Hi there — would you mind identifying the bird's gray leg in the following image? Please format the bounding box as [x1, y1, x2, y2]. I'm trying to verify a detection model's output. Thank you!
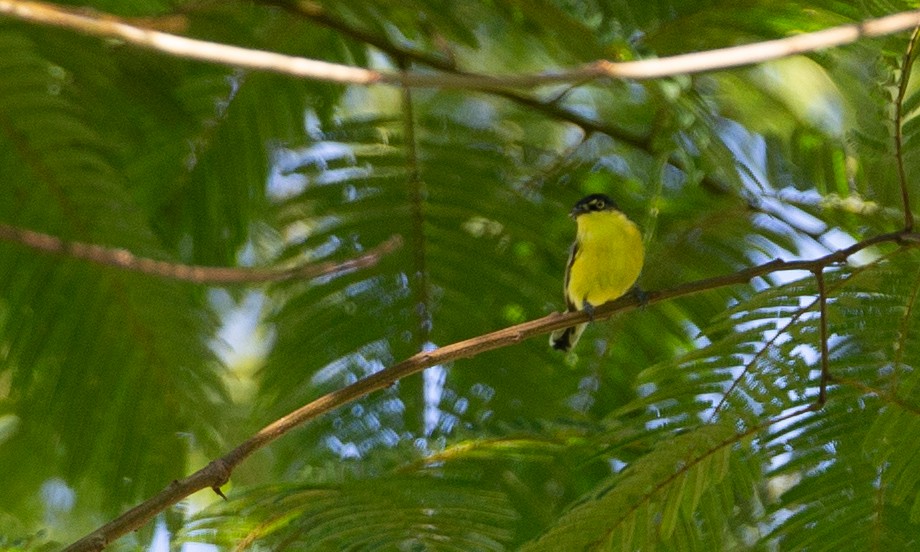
[583, 301, 596, 321]
[630, 285, 649, 307]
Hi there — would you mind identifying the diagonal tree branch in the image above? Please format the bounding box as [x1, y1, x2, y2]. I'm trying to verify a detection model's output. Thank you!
[2, 1, 920, 89]
[6, 0, 909, 227]
[0, 223, 402, 283]
[0, 0, 885, 232]
[64, 228, 920, 552]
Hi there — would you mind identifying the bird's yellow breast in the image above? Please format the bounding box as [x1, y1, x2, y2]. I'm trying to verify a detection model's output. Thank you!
[566, 210, 644, 310]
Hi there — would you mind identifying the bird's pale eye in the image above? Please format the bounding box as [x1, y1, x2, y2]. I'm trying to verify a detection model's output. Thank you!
[592, 199, 604, 209]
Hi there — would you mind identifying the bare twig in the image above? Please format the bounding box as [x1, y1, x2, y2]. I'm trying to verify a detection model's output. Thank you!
[0, 223, 402, 284]
[812, 268, 832, 409]
[708, 296, 818, 421]
[894, 25, 920, 231]
[64, 229, 920, 552]
[707, 249, 895, 420]
[259, 0, 457, 72]
[2, 1, 919, 89]
[400, 67, 431, 344]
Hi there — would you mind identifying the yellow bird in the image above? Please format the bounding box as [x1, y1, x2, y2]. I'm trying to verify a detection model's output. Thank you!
[550, 194, 645, 352]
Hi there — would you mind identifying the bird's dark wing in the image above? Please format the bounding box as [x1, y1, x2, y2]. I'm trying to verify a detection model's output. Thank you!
[563, 240, 579, 312]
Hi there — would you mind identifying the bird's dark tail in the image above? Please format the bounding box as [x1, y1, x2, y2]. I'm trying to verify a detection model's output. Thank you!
[549, 322, 587, 352]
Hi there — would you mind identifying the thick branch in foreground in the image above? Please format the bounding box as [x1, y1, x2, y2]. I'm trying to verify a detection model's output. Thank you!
[1, 1, 919, 89]
[63, 230, 920, 552]
[0, 223, 402, 283]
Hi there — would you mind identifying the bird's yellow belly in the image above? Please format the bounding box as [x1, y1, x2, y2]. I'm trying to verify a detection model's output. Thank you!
[567, 214, 644, 310]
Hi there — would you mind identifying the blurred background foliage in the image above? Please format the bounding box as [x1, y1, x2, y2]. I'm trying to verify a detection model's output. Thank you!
[1, 0, 920, 550]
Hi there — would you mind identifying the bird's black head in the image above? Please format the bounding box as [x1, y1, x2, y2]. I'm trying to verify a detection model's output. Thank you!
[570, 194, 618, 217]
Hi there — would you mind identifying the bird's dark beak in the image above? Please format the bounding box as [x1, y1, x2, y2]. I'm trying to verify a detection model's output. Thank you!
[569, 205, 584, 218]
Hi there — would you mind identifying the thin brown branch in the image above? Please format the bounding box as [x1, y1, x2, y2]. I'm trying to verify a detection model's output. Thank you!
[708, 297, 817, 420]
[2, 1, 920, 89]
[400, 66, 431, 343]
[708, 250, 893, 420]
[813, 268, 831, 409]
[260, 0, 457, 72]
[64, 229, 920, 552]
[894, 25, 920, 231]
[0, 223, 402, 284]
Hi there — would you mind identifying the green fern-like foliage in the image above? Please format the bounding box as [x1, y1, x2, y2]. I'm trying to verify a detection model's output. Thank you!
[760, 254, 920, 550]
[3, 0, 920, 550]
[0, 24, 227, 516]
[520, 421, 744, 551]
